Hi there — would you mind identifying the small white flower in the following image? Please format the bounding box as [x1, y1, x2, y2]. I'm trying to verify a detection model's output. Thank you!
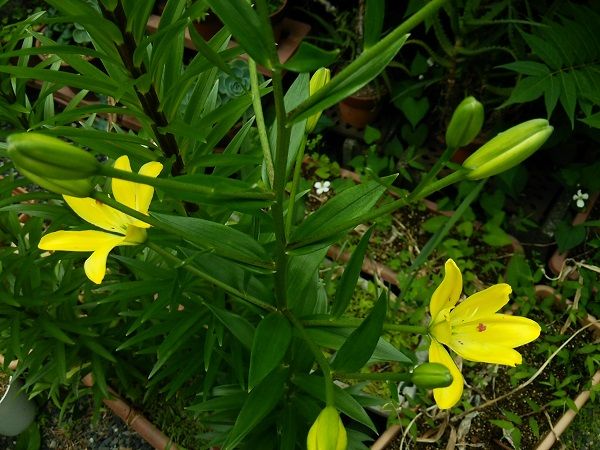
[418, 74, 424, 80]
[573, 189, 589, 208]
[426, 57, 434, 67]
[314, 180, 331, 195]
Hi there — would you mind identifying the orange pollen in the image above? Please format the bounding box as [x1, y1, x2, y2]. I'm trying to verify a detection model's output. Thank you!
[95, 200, 103, 206]
[477, 323, 486, 332]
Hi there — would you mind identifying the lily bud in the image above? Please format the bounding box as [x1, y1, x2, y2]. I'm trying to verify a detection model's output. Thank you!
[307, 406, 347, 450]
[411, 362, 453, 389]
[18, 167, 94, 198]
[306, 68, 331, 134]
[445, 96, 484, 148]
[463, 119, 553, 180]
[7, 133, 100, 180]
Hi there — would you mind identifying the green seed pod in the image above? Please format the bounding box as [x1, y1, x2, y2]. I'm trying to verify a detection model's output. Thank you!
[411, 362, 453, 389]
[463, 119, 553, 180]
[445, 96, 484, 149]
[7, 132, 100, 180]
[18, 167, 94, 198]
[306, 68, 331, 134]
[307, 406, 347, 450]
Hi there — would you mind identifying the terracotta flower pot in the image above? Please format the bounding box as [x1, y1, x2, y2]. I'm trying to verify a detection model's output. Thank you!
[339, 86, 386, 130]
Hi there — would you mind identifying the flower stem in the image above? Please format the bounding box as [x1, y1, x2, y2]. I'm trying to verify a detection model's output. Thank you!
[302, 318, 427, 334]
[248, 58, 274, 186]
[285, 134, 307, 238]
[286, 311, 336, 407]
[334, 371, 412, 382]
[271, 67, 291, 309]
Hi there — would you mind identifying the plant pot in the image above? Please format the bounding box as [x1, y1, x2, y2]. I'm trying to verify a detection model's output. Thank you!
[338, 87, 386, 130]
[0, 377, 36, 436]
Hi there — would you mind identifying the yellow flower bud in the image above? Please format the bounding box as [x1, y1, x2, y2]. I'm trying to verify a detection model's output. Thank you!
[463, 119, 553, 180]
[445, 96, 484, 148]
[7, 132, 100, 180]
[411, 362, 453, 389]
[305, 68, 331, 134]
[307, 406, 347, 450]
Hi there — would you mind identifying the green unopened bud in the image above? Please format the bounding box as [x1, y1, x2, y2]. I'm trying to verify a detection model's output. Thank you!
[445, 96, 484, 148]
[307, 406, 347, 450]
[306, 68, 331, 134]
[463, 118, 553, 180]
[7, 133, 100, 180]
[411, 362, 453, 389]
[18, 167, 94, 197]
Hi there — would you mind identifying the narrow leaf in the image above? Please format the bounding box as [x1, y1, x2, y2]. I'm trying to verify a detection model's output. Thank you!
[331, 290, 387, 372]
[332, 226, 373, 318]
[249, 312, 292, 389]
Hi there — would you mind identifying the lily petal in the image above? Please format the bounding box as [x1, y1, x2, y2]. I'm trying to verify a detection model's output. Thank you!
[112, 157, 162, 213]
[429, 340, 463, 409]
[452, 314, 541, 349]
[449, 315, 541, 365]
[39, 230, 126, 251]
[136, 161, 163, 214]
[430, 259, 462, 318]
[448, 338, 524, 366]
[83, 234, 129, 284]
[63, 195, 129, 234]
[112, 156, 136, 211]
[450, 283, 512, 324]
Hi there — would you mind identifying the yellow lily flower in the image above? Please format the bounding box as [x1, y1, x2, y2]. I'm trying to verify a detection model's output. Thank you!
[38, 156, 163, 284]
[427, 259, 541, 409]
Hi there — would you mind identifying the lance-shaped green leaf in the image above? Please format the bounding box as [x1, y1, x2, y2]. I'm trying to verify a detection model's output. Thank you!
[223, 367, 287, 449]
[330, 291, 387, 372]
[205, 304, 255, 350]
[151, 212, 272, 269]
[249, 312, 292, 389]
[289, 176, 394, 248]
[332, 226, 373, 318]
[207, 0, 275, 68]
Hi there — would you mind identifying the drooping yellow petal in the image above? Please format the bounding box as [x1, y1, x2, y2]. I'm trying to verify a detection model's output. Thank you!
[429, 259, 462, 318]
[450, 283, 512, 324]
[112, 157, 162, 215]
[429, 339, 463, 409]
[63, 195, 129, 234]
[39, 230, 126, 251]
[83, 234, 129, 284]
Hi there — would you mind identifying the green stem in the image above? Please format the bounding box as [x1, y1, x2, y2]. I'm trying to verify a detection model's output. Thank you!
[411, 169, 467, 200]
[303, 318, 427, 335]
[284, 134, 307, 238]
[408, 145, 456, 200]
[335, 371, 412, 382]
[271, 68, 291, 309]
[98, 165, 274, 201]
[248, 58, 274, 186]
[286, 311, 335, 407]
[0, 191, 58, 208]
[146, 242, 276, 312]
